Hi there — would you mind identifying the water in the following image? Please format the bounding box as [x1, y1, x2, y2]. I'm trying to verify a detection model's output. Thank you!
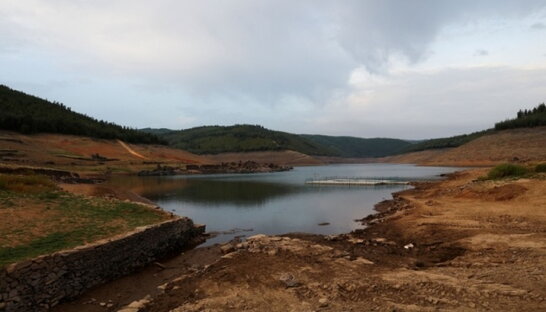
[107, 164, 459, 245]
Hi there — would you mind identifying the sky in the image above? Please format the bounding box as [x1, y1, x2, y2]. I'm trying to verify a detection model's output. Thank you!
[1, 0, 545, 139]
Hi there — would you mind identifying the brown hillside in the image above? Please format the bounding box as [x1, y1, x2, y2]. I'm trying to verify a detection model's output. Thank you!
[384, 127, 546, 166]
[0, 131, 211, 174]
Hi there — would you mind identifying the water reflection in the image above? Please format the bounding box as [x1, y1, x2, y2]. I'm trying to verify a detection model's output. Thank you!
[107, 164, 459, 245]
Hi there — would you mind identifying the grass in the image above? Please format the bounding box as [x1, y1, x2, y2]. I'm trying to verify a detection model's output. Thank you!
[482, 163, 529, 180]
[0, 174, 56, 193]
[0, 175, 168, 268]
[535, 163, 546, 173]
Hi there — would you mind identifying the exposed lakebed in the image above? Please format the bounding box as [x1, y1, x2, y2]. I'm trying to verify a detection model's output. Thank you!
[107, 164, 459, 245]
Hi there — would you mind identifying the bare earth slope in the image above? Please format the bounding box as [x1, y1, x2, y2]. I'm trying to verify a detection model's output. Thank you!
[0, 131, 211, 174]
[385, 127, 546, 166]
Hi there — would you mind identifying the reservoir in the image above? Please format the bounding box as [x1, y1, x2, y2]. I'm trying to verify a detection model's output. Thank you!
[108, 164, 459, 244]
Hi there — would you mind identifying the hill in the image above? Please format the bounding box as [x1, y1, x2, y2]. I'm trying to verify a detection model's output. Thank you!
[0, 130, 209, 174]
[384, 126, 546, 166]
[301, 135, 412, 158]
[142, 125, 338, 156]
[143, 126, 413, 158]
[0, 85, 164, 145]
[495, 103, 546, 130]
[399, 129, 493, 153]
[401, 103, 546, 154]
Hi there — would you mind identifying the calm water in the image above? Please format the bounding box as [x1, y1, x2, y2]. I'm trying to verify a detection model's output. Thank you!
[107, 164, 459, 245]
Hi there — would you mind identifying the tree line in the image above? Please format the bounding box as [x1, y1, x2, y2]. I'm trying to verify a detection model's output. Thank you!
[495, 103, 546, 130]
[0, 85, 165, 145]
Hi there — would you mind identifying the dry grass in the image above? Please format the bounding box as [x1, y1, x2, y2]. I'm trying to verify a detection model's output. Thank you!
[0, 174, 56, 193]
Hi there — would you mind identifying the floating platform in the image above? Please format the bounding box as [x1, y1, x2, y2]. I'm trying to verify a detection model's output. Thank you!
[305, 178, 410, 186]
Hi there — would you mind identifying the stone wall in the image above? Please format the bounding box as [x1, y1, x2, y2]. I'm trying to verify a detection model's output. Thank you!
[0, 217, 205, 312]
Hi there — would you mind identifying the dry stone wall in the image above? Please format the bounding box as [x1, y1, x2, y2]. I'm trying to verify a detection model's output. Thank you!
[0, 217, 204, 312]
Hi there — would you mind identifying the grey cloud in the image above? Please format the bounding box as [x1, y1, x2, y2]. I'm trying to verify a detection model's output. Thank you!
[531, 22, 546, 29]
[475, 49, 489, 56]
[1, 0, 544, 103]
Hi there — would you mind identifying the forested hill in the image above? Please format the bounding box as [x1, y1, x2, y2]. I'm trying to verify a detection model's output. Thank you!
[141, 125, 414, 157]
[301, 135, 412, 158]
[398, 103, 546, 154]
[0, 85, 164, 144]
[141, 125, 338, 156]
[495, 103, 546, 130]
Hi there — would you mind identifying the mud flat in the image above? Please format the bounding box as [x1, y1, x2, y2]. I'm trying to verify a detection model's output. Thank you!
[53, 168, 546, 311]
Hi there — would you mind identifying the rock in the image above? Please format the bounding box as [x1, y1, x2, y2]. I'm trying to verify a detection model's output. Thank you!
[347, 238, 365, 244]
[404, 243, 414, 250]
[353, 257, 374, 265]
[318, 298, 329, 307]
[279, 273, 300, 288]
[220, 244, 236, 254]
[99, 302, 107, 307]
[247, 234, 267, 240]
[106, 303, 114, 308]
[318, 222, 330, 226]
[235, 242, 249, 249]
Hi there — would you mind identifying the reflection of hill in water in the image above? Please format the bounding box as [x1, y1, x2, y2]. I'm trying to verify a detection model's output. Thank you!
[148, 179, 306, 207]
[106, 175, 407, 207]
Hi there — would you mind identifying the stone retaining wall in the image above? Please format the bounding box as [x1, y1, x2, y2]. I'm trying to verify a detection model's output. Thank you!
[0, 217, 205, 312]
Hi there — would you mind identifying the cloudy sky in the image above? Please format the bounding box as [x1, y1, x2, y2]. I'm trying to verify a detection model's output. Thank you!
[1, 0, 545, 139]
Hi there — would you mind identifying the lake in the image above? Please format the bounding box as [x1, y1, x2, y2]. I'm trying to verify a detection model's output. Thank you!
[107, 164, 459, 245]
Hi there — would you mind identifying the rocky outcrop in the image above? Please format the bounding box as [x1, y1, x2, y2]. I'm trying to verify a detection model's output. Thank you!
[0, 218, 205, 312]
[137, 161, 292, 176]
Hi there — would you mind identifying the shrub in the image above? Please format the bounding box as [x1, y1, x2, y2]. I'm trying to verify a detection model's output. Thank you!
[535, 163, 546, 173]
[0, 174, 56, 193]
[486, 164, 528, 179]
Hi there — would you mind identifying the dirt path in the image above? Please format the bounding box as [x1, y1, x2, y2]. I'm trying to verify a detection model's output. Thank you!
[55, 169, 546, 311]
[117, 140, 148, 160]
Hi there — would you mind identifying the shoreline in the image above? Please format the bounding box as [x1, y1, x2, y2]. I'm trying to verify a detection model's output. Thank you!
[54, 167, 546, 311]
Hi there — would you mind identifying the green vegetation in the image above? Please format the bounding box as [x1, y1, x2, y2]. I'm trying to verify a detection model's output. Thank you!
[0, 85, 165, 144]
[495, 103, 546, 130]
[0, 178, 167, 267]
[142, 125, 338, 156]
[399, 103, 546, 154]
[535, 163, 546, 173]
[301, 135, 412, 158]
[0, 174, 56, 193]
[486, 164, 529, 180]
[399, 130, 493, 153]
[142, 125, 414, 157]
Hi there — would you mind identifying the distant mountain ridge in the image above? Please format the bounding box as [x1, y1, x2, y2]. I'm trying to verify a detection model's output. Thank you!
[300, 135, 412, 158]
[1, 85, 543, 160]
[141, 125, 413, 158]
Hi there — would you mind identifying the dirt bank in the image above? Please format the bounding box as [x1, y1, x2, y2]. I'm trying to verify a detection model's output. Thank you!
[54, 168, 546, 311]
[383, 127, 546, 166]
[204, 150, 324, 166]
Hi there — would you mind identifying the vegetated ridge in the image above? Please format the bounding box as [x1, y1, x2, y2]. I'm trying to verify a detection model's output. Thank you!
[141, 125, 338, 156]
[142, 125, 412, 158]
[399, 103, 546, 154]
[399, 129, 493, 153]
[0, 85, 164, 145]
[301, 134, 412, 158]
[495, 103, 546, 130]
